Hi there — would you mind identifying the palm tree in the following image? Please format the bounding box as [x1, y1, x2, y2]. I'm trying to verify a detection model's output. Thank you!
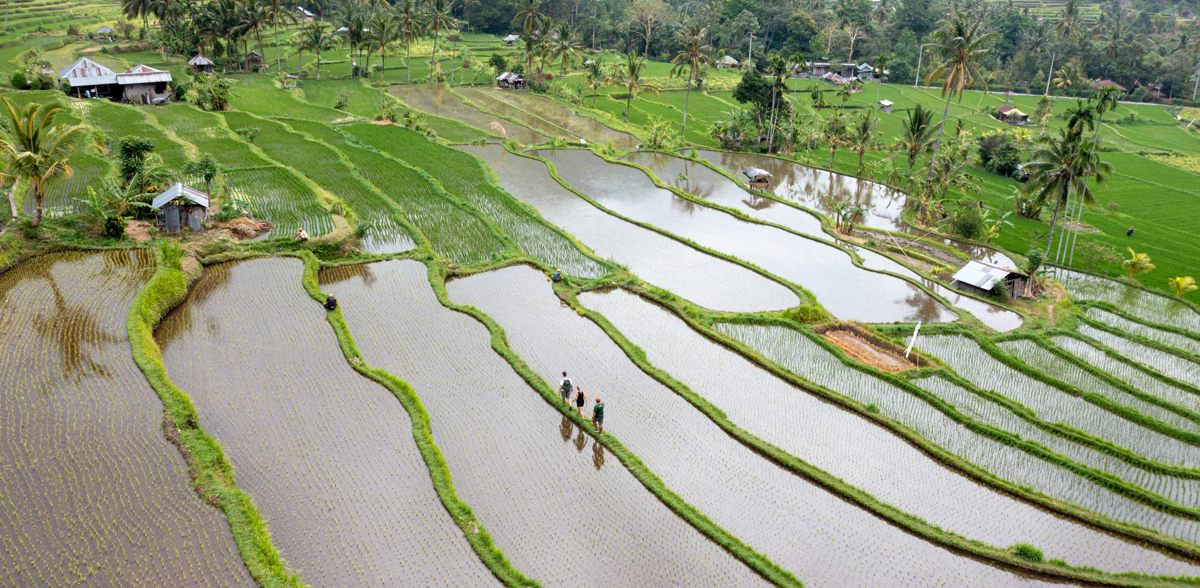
[789, 52, 808, 127]
[899, 105, 936, 172]
[396, 0, 423, 84]
[617, 51, 659, 123]
[0, 99, 90, 227]
[847, 111, 877, 174]
[822, 109, 849, 169]
[836, 81, 853, 111]
[426, 0, 456, 83]
[1123, 248, 1154, 279]
[872, 53, 888, 120]
[1066, 86, 1120, 265]
[121, 0, 152, 37]
[1025, 21, 1049, 60]
[1044, 0, 1081, 95]
[767, 55, 790, 152]
[369, 11, 401, 81]
[1173, 33, 1200, 101]
[1025, 129, 1108, 258]
[1168, 276, 1198, 298]
[262, 0, 296, 73]
[512, 0, 547, 38]
[1055, 98, 1095, 262]
[923, 12, 997, 180]
[300, 21, 333, 79]
[237, 0, 270, 71]
[1105, 20, 1124, 59]
[584, 57, 608, 107]
[669, 24, 712, 141]
[1052, 62, 1083, 90]
[551, 22, 580, 75]
[874, 0, 894, 25]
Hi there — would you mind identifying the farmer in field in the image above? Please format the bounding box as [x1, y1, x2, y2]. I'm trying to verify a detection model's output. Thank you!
[592, 397, 604, 434]
[296, 227, 309, 242]
[1127, 226, 1135, 237]
[559, 372, 572, 406]
[551, 268, 563, 283]
[323, 295, 337, 311]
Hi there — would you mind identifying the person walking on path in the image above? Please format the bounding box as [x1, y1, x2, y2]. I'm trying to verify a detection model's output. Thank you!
[592, 397, 604, 434]
[559, 372, 573, 406]
[575, 387, 587, 418]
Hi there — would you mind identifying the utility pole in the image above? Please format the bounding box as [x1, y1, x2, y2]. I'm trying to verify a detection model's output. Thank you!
[748, 32, 754, 69]
[914, 43, 931, 88]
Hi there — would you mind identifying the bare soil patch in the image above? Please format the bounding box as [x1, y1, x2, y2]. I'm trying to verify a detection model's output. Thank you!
[212, 217, 273, 240]
[815, 322, 935, 372]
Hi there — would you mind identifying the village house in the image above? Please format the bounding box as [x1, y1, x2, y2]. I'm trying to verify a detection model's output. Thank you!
[188, 54, 215, 73]
[996, 105, 1029, 125]
[117, 64, 172, 104]
[152, 183, 209, 233]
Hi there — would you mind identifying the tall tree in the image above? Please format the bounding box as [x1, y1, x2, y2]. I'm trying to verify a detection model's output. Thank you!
[872, 53, 888, 120]
[121, 0, 152, 36]
[1044, 0, 1081, 95]
[767, 55, 789, 153]
[426, 0, 456, 82]
[625, 0, 669, 58]
[822, 109, 849, 169]
[617, 51, 659, 122]
[584, 57, 608, 107]
[923, 12, 997, 180]
[262, 0, 296, 73]
[300, 21, 333, 79]
[899, 103, 936, 172]
[397, 0, 424, 84]
[551, 21, 581, 75]
[847, 110, 878, 174]
[369, 11, 402, 82]
[1067, 86, 1120, 265]
[670, 24, 712, 141]
[0, 99, 90, 227]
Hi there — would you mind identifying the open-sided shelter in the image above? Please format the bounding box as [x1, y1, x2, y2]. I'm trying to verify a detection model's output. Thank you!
[743, 167, 773, 188]
[152, 183, 209, 233]
[503, 34, 521, 45]
[496, 72, 525, 89]
[59, 57, 118, 98]
[877, 99, 893, 113]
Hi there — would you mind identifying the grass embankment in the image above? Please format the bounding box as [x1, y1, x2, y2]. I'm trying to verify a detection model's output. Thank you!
[127, 248, 305, 588]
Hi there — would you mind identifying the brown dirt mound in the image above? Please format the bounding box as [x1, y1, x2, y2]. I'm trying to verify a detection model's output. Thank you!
[212, 217, 273, 240]
[125, 220, 155, 242]
[814, 322, 934, 373]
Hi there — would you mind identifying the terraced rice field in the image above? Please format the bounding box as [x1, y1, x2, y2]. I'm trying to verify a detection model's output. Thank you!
[1087, 308, 1200, 357]
[147, 105, 272, 170]
[322, 260, 768, 587]
[543, 149, 955, 323]
[1053, 335, 1200, 421]
[21, 152, 109, 218]
[922, 335, 1200, 469]
[158, 258, 497, 588]
[1057, 268, 1200, 335]
[470, 88, 639, 149]
[1080, 325, 1200, 389]
[450, 265, 1198, 581]
[710, 320, 1200, 563]
[81, 101, 189, 169]
[460, 144, 797, 311]
[223, 167, 333, 239]
[390, 84, 546, 145]
[0, 251, 253, 588]
[454, 88, 579, 142]
[219, 112, 415, 253]
[355, 124, 605, 277]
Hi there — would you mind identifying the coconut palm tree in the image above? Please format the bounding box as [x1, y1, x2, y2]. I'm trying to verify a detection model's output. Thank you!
[899, 104, 936, 173]
[551, 22, 581, 75]
[396, 0, 423, 84]
[1025, 129, 1109, 258]
[670, 24, 712, 141]
[369, 11, 402, 81]
[584, 57, 608, 107]
[1173, 33, 1200, 101]
[789, 52, 808, 127]
[512, 0, 547, 38]
[923, 12, 997, 180]
[0, 98, 90, 227]
[767, 55, 790, 152]
[1052, 62, 1084, 90]
[847, 110, 878, 174]
[262, 0, 296, 72]
[121, 0, 152, 36]
[617, 51, 659, 123]
[1123, 248, 1154, 279]
[1168, 276, 1198, 298]
[1044, 0, 1081, 95]
[822, 109, 849, 169]
[299, 21, 333, 79]
[872, 53, 888, 120]
[1066, 86, 1120, 265]
[426, 0, 456, 83]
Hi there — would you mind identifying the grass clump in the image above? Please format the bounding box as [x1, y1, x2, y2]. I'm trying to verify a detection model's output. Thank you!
[782, 304, 831, 325]
[1010, 543, 1045, 563]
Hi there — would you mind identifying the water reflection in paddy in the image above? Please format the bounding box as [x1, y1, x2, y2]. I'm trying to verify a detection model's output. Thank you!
[543, 148, 954, 323]
[456, 88, 582, 142]
[470, 87, 640, 149]
[389, 84, 547, 145]
[458, 144, 797, 312]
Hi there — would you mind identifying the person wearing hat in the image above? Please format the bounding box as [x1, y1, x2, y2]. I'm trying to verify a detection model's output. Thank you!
[323, 295, 338, 311]
[296, 227, 309, 242]
[591, 397, 604, 434]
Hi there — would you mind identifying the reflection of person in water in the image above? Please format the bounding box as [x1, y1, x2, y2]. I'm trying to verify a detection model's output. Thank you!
[592, 440, 605, 470]
[560, 416, 572, 443]
[574, 428, 587, 452]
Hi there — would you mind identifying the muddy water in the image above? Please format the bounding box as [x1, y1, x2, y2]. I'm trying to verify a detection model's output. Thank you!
[543, 149, 954, 323]
[321, 260, 768, 588]
[924, 335, 1200, 472]
[468, 87, 639, 149]
[627, 151, 1023, 331]
[0, 251, 253, 588]
[389, 83, 547, 144]
[458, 144, 797, 312]
[456, 88, 580, 141]
[448, 266, 1081, 587]
[158, 258, 498, 588]
[1081, 325, 1200, 389]
[1088, 308, 1200, 358]
[1056, 268, 1200, 335]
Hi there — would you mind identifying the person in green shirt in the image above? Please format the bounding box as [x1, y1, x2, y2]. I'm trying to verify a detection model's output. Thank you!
[591, 398, 604, 434]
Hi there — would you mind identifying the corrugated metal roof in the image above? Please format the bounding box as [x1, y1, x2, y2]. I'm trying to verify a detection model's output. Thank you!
[743, 167, 772, 180]
[503, 34, 520, 41]
[188, 54, 214, 66]
[152, 183, 209, 210]
[952, 261, 1017, 290]
[96, 26, 115, 34]
[117, 64, 172, 85]
[59, 57, 117, 85]
[878, 99, 894, 106]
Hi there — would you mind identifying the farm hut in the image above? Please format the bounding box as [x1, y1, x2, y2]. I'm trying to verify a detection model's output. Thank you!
[188, 54, 215, 73]
[716, 55, 738, 69]
[117, 64, 172, 104]
[246, 51, 264, 68]
[996, 105, 1028, 125]
[496, 72, 525, 89]
[152, 183, 210, 233]
[743, 167, 772, 188]
[295, 6, 315, 22]
[59, 57, 118, 98]
[809, 62, 831, 76]
[877, 99, 893, 113]
[95, 26, 115, 41]
[503, 34, 521, 45]
[1093, 79, 1125, 93]
[951, 261, 1024, 301]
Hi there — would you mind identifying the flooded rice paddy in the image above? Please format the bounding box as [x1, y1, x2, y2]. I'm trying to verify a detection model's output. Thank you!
[465, 88, 640, 149]
[1057, 269, 1200, 335]
[542, 149, 954, 323]
[1087, 308, 1200, 357]
[448, 265, 1175, 582]
[389, 84, 548, 144]
[455, 88, 583, 142]
[923, 335, 1200, 470]
[157, 258, 497, 588]
[1053, 335, 1200, 422]
[321, 260, 767, 587]
[458, 144, 797, 312]
[711, 320, 1200, 572]
[0, 252, 252, 588]
[1080, 325, 1200, 389]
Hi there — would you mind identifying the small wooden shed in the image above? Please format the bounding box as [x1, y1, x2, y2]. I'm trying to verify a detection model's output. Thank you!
[996, 105, 1029, 125]
[877, 99, 893, 113]
[59, 57, 118, 98]
[246, 51, 263, 68]
[951, 260, 1024, 300]
[743, 167, 772, 189]
[152, 183, 209, 233]
[496, 72, 525, 89]
[503, 34, 521, 45]
[189, 54, 215, 73]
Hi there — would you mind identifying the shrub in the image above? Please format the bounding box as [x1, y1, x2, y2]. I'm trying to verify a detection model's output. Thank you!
[991, 278, 1008, 301]
[977, 134, 1021, 177]
[334, 91, 353, 110]
[782, 304, 831, 324]
[1106, 200, 1119, 211]
[950, 205, 982, 240]
[102, 216, 126, 240]
[9, 70, 26, 89]
[1011, 543, 1044, 563]
[866, 403, 880, 413]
